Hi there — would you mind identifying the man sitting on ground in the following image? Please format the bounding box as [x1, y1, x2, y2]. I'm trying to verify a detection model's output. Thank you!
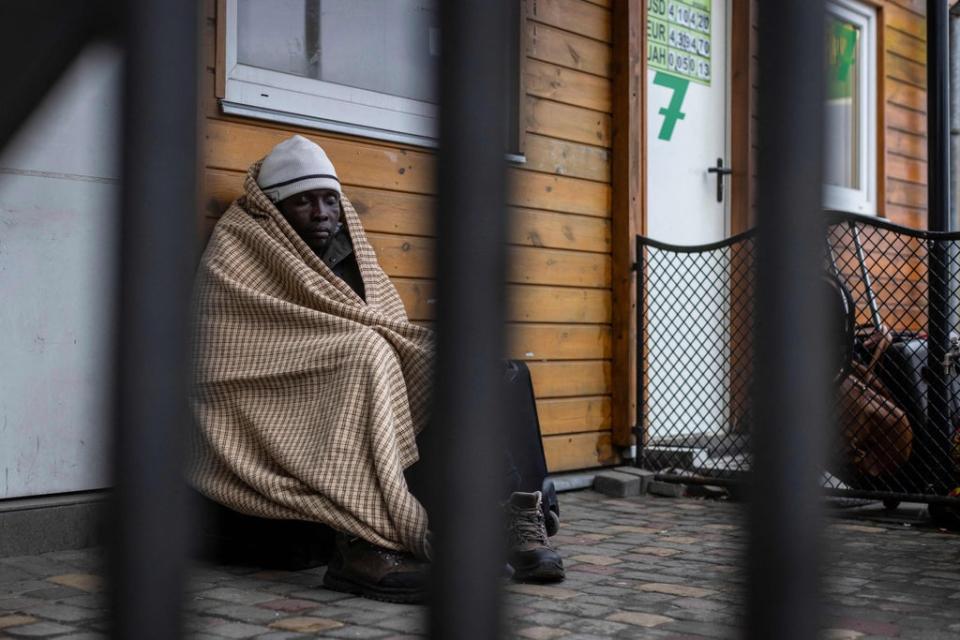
[189, 135, 563, 603]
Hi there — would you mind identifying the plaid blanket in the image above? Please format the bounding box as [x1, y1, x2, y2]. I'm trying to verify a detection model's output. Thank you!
[189, 162, 434, 558]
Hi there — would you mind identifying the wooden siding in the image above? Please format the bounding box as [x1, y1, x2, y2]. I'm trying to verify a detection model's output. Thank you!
[742, 0, 930, 231]
[199, 0, 617, 472]
[882, 1, 927, 228]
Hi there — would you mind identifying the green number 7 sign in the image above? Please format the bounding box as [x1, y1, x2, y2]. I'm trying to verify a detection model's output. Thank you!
[653, 72, 690, 142]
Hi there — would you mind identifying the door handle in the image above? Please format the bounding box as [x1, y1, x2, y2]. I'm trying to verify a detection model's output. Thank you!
[707, 158, 733, 203]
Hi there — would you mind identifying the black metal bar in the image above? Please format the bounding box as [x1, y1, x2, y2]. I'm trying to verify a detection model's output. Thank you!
[110, 1, 199, 639]
[654, 472, 960, 506]
[849, 223, 883, 331]
[635, 236, 646, 466]
[750, 2, 827, 639]
[639, 212, 960, 254]
[927, 0, 954, 495]
[429, 0, 508, 637]
[930, 0, 951, 235]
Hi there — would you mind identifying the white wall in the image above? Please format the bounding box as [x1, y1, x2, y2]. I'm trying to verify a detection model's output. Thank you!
[0, 44, 121, 499]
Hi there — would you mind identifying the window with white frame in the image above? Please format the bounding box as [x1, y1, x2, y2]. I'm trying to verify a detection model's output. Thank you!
[823, 0, 877, 215]
[223, 0, 524, 154]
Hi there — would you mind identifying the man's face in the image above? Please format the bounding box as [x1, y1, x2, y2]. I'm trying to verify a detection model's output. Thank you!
[277, 188, 342, 253]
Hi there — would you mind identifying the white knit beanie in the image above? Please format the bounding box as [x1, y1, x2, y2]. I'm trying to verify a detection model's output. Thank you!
[256, 134, 341, 202]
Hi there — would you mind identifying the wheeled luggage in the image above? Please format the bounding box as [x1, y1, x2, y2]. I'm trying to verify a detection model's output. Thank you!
[870, 336, 960, 492]
[831, 220, 960, 494]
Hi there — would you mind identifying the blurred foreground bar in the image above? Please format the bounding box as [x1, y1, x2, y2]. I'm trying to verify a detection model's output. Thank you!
[111, 1, 199, 639]
[749, 2, 828, 639]
[429, 0, 509, 638]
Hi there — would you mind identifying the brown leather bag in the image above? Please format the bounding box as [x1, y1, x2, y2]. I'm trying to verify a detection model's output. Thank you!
[837, 333, 913, 477]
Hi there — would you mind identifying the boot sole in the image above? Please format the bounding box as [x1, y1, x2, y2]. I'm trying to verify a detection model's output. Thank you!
[323, 570, 426, 604]
[511, 560, 565, 584]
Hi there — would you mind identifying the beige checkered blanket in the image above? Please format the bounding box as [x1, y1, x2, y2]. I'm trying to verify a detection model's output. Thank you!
[189, 162, 434, 558]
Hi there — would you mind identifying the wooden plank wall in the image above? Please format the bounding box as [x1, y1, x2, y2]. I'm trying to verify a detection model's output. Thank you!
[199, 0, 618, 472]
[882, 0, 927, 228]
[744, 0, 929, 231]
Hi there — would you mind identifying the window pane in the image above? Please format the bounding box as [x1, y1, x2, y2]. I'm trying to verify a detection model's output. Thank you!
[824, 16, 861, 191]
[238, 0, 439, 103]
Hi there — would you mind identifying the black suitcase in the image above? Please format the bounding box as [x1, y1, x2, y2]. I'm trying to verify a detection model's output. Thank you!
[503, 359, 560, 536]
[871, 336, 960, 492]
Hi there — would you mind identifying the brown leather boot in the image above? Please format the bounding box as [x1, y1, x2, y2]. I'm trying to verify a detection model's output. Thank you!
[322, 533, 429, 604]
[506, 491, 565, 583]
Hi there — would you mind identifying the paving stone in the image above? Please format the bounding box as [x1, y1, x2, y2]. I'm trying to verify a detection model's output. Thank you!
[257, 598, 322, 613]
[559, 617, 629, 635]
[515, 626, 571, 639]
[1, 556, 71, 578]
[602, 527, 660, 538]
[670, 598, 729, 612]
[207, 621, 272, 638]
[333, 597, 418, 616]
[323, 625, 392, 638]
[0, 567, 37, 585]
[661, 618, 740, 639]
[607, 611, 673, 627]
[372, 614, 427, 635]
[46, 574, 103, 593]
[207, 603, 284, 624]
[830, 618, 900, 636]
[268, 616, 344, 633]
[527, 598, 616, 619]
[4, 621, 78, 636]
[0, 596, 42, 612]
[520, 610, 580, 627]
[613, 466, 656, 491]
[506, 584, 579, 600]
[0, 614, 37, 629]
[832, 524, 887, 534]
[637, 582, 715, 598]
[648, 481, 687, 498]
[569, 555, 620, 567]
[31, 603, 105, 624]
[592, 472, 641, 498]
[202, 587, 279, 606]
[3, 491, 960, 639]
[285, 588, 353, 603]
[55, 594, 105, 611]
[20, 585, 85, 600]
[822, 630, 865, 639]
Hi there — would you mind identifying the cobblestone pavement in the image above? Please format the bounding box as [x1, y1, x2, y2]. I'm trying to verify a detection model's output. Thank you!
[2, 490, 960, 638]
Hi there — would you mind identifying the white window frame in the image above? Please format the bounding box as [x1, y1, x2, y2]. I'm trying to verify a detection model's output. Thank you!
[823, 0, 877, 215]
[222, 0, 439, 148]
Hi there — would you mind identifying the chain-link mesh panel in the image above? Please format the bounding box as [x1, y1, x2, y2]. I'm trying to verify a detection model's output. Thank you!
[638, 213, 960, 502]
[639, 233, 755, 478]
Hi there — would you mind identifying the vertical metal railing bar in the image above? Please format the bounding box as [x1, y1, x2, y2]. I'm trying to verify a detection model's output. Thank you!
[927, 0, 953, 492]
[635, 237, 646, 465]
[748, 2, 828, 639]
[850, 222, 883, 331]
[428, 0, 508, 638]
[110, 1, 199, 638]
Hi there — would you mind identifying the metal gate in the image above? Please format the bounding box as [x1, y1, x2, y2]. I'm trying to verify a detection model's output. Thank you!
[637, 211, 960, 505]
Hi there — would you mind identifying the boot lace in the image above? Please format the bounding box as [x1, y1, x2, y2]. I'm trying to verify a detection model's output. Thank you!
[508, 504, 548, 546]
